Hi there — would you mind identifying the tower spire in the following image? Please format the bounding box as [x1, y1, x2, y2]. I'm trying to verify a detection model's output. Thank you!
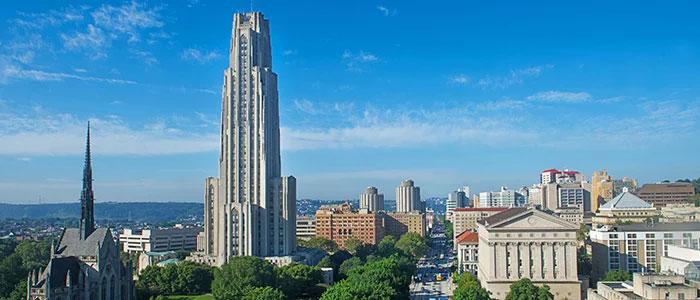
[79, 122, 95, 240]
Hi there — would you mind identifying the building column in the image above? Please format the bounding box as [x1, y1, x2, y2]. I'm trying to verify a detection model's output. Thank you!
[521, 242, 532, 278]
[532, 242, 542, 279]
[567, 242, 578, 280]
[497, 242, 507, 279]
[543, 242, 554, 280]
[510, 242, 520, 278]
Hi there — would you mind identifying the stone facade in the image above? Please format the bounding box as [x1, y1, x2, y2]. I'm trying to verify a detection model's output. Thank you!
[477, 207, 581, 300]
[383, 212, 426, 238]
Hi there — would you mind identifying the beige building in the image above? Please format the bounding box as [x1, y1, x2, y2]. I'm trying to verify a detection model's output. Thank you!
[637, 183, 695, 207]
[120, 225, 201, 254]
[315, 203, 384, 249]
[452, 207, 507, 247]
[456, 231, 479, 275]
[384, 212, 426, 238]
[592, 190, 659, 226]
[359, 186, 384, 212]
[296, 215, 316, 241]
[396, 179, 422, 213]
[591, 170, 614, 213]
[590, 222, 700, 280]
[661, 203, 700, 223]
[660, 245, 700, 280]
[477, 207, 581, 300]
[588, 273, 697, 300]
[553, 207, 585, 225]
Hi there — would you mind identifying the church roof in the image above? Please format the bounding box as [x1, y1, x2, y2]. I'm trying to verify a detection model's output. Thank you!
[35, 256, 81, 289]
[57, 228, 111, 257]
[599, 192, 653, 210]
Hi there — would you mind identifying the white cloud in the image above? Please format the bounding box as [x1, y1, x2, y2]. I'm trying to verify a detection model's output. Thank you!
[91, 1, 164, 43]
[130, 49, 158, 65]
[377, 6, 397, 16]
[0, 111, 217, 156]
[61, 24, 108, 58]
[527, 91, 592, 103]
[294, 99, 317, 115]
[450, 74, 470, 85]
[180, 48, 220, 63]
[477, 65, 552, 89]
[283, 49, 298, 56]
[1, 65, 136, 85]
[342, 50, 379, 72]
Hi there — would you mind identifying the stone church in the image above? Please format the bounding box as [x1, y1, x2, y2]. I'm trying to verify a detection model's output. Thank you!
[27, 124, 135, 300]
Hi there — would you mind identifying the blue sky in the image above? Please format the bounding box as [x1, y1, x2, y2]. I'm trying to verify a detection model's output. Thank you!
[1, 1, 699, 203]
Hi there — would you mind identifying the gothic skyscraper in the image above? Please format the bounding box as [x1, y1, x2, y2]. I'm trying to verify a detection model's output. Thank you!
[193, 12, 296, 266]
[79, 122, 95, 240]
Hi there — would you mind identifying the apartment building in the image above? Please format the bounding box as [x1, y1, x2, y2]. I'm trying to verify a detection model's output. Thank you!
[315, 203, 384, 249]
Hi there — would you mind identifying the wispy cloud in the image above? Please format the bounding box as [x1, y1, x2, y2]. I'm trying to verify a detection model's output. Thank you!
[294, 99, 318, 115]
[0, 65, 136, 85]
[91, 1, 164, 43]
[450, 74, 470, 85]
[61, 25, 109, 58]
[180, 48, 220, 63]
[342, 50, 379, 72]
[527, 91, 591, 103]
[130, 49, 158, 65]
[283, 49, 298, 56]
[377, 6, 397, 16]
[477, 65, 552, 89]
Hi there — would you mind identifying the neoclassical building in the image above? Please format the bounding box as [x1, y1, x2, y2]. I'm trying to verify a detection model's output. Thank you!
[477, 207, 581, 300]
[27, 124, 135, 300]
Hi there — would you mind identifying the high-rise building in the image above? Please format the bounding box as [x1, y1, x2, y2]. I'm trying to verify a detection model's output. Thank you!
[541, 168, 583, 184]
[446, 190, 469, 220]
[591, 170, 614, 212]
[27, 124, 135, 300]
[396, 179, 421, 213]
[192, 12, 295, 266]
[359, 186, 384, 212]
[636, 183, 695, 207]
[478, 187, 525, 208]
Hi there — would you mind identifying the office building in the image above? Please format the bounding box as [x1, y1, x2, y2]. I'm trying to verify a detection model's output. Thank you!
[451, 207, 507, 247]
[120, 225, 201, 254]
[396, 179, 422, 213]
[592, 190, 658, 226]
[192, 12, 296, 266]
[588, 273, 697, 300]
[315, 203, 384, 249]
[296, 215, 316, 241]
[456, 231, 479, 275]
[637, 183, 695, 207]
[446, 189, 469, 220]
[359, 186, 384, 212]
[540, 182, 592, 212]
[27, 125, 135, 300]
[541, 168, 583, 184]
[591, 170, 614, 212]
[661, 203, 700, 223]
[477, 207, 581, 300]
[590, 222, 700, 280]
[384, 212, 426, 238]
[479, 187, 525, 208]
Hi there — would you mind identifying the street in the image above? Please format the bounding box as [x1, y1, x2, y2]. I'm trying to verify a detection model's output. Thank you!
[410, 220, 456, 300]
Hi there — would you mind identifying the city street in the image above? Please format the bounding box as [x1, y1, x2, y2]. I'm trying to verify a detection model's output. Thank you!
[410, 221, 456, 300]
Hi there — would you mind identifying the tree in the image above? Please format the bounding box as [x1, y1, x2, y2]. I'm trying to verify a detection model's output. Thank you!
[338, 257, 363, 279]
[602, 269, 632, 281]
[212, 256, 277, 300]
[319, 277, 395, 300]
[301, 237, 338, 253]
[576, 224, 589, 242]
[344, 237, 363, 255]
[276, 263, 324, 299]
[505, 278, 553, 300]
[453, 273, 491, 300]
[445, 220, 454, 242]
[396, 232, 429, 258]
[577, 247, 592, 276]
[377, 236, 397, 257]
[242, 286, 285, 300]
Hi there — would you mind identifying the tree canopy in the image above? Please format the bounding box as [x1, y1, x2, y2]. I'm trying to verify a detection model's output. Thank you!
[395, 232, 429, 258]
[300, 237, 339, 253]
[453, 272, 491, 300]
[212, 256, 277, 300]
[505, 278, 553, 300]
[602, 269, 632, 281]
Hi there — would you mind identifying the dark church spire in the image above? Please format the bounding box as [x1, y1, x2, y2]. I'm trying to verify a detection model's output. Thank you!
[79, 122, 95, 240]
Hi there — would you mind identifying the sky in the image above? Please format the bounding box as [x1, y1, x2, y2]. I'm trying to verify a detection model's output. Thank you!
[0, 1, 699, 204]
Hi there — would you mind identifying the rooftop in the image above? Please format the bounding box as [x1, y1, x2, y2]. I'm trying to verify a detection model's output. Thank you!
[478, 207, 528, 225]
[613, 222, 700, 232]
[599, 191, 653, 210]
[453, 207, 508, 212]
[455, 231, 478, 244]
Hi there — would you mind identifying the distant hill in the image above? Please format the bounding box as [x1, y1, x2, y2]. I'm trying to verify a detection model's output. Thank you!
[0, 202, 203, 223]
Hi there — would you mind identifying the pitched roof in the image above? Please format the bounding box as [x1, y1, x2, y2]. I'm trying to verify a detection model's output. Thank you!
[35, 256, 81, 289]
[455, 231, 478, 244]
[599, 192, 653, 209]
[478, 207, 528, 226]
[56, 228, 111, 257]
[453, 207, 508, 212]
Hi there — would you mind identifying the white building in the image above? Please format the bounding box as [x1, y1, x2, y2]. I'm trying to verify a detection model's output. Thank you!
[446, 189, 469, 220]
[479, 187, 524, 208]
[359, 186, 384, 212]
[396, 179, 422, 213]
[120, 225, 201, 254]
[192, 12, 296, 266]
[660, 245, 700, 280]
[456, 231, 479, 275]
[296, 215, 316, 241]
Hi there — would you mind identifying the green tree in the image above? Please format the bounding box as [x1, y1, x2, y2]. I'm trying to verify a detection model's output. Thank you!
[577, 247, 592, 275]
[301, 237, 339, 253]
[344, 237, 363, 255]
[505, 278, 553, 300]
[242, 286, 285, 300]
[338, 257, 363, 279]
[602, 269, 632, 281]
[276, 263, 324, 299]
[395, 232, 429, 258]
[445, 220, 454, 242]
[453, 272, 491, 300]
[212, 256, 276, 300]
[376, 236, 397, 257]
[4, 280, 27, 300]
[576, 224, 589, 242]
[319, 277, 395, 300]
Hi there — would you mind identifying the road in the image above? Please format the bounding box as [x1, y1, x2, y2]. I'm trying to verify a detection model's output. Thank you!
[410, 220, 456, 300]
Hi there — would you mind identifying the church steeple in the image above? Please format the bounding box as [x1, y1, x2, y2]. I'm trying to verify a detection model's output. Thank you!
[79, 122, 95, 240]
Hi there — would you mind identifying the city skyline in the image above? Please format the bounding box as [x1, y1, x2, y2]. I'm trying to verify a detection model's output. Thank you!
[1, 1, 700, 203]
